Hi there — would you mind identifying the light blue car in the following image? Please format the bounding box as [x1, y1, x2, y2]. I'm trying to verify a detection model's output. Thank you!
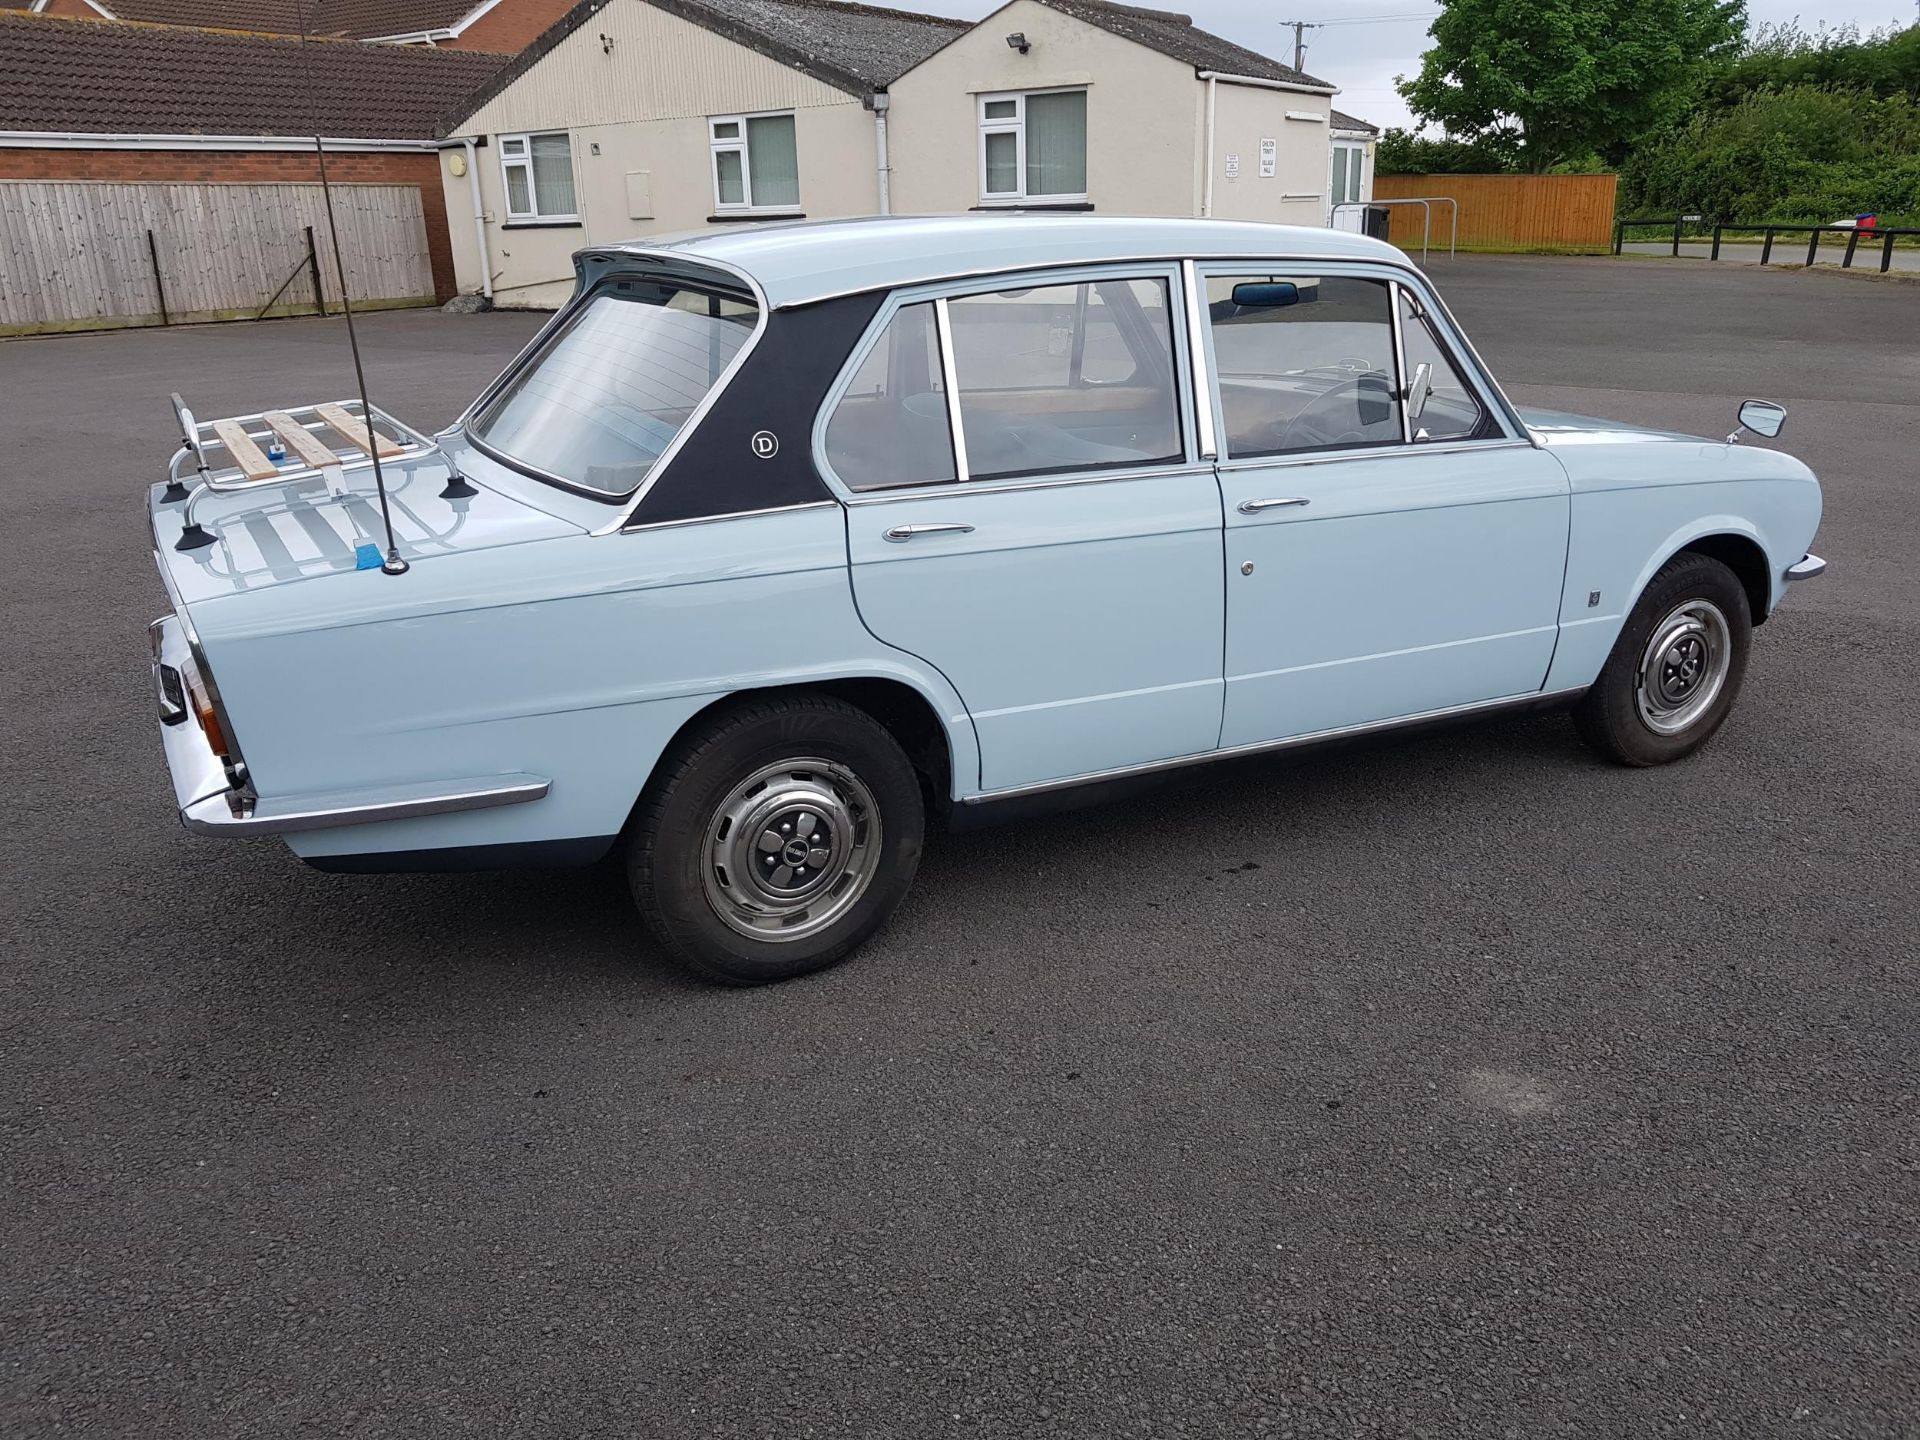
[148, 215, 1826, 984]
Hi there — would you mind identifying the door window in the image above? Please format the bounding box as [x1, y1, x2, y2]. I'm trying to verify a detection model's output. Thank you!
[946, 277, 1181, 481]
[1398, 289, 1486, 442]
[1206, 275, 1402, 457]
[822, 303, 956, 492]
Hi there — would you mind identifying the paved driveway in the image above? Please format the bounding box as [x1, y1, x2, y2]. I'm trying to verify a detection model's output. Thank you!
[2, 257, 1913, 1438]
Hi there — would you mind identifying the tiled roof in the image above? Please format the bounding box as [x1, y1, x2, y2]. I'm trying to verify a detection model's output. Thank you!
[445, 0, 966, 124]
[94, 0, 478, 39]
[1331, 108, 1378, 134]
[1036, 0, 1335, 91]
[0, 12, 504, 137]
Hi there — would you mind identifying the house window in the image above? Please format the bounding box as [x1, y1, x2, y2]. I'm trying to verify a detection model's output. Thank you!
[500, 132, 577, 222]
[977, 89, 1087, 203]
[709, 113, 800, 212]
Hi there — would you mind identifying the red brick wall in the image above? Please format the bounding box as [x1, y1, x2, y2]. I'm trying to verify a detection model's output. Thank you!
[0, 147, 457, 302]
[443, 0, 579, 53]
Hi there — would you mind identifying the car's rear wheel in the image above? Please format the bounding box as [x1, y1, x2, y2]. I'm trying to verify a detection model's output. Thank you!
[1573, 551, 1752, 766]
[629, 695, 924, 984]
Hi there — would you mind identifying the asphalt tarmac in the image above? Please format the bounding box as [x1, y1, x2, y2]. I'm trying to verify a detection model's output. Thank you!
[2, 255, 1912, 1437]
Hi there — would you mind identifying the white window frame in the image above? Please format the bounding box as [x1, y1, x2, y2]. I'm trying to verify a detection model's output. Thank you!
[708, 111, 801, 215]
[1328, 138, 1369, 221]
[498, 130, 578, 223]
[976, 88, 1089, 205]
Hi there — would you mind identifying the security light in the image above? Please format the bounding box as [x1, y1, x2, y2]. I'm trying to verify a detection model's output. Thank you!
[1005, 31, 1029, 52]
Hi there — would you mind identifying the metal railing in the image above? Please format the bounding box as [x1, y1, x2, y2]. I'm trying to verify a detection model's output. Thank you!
[1333, 197, 1460, 263]
[1614, 216, 1917, 273]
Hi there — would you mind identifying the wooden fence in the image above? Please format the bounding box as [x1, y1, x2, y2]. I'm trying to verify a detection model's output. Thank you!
[0, 180, 436, 336]
[1372, 173, 1619, 254]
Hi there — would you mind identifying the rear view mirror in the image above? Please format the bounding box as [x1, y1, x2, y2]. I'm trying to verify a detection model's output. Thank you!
[1736, 399, 1786, 439]
[1230, 281, 1300, 308]
[1405, 362, 1433, 422]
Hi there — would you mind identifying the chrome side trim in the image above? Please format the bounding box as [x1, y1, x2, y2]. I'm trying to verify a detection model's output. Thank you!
[1388, 279, 1413, 445]
[960, 688, 1588, 804]
[620, 500, 836, 534]
[1784, 552, 1827, 582]
[1181, 259, 1217, 460]
[182, 773, 552, 837]
[934, 296, 970, 484]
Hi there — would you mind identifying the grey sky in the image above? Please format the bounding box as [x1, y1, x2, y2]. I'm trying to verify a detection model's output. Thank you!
[916, 1, 1919, 132]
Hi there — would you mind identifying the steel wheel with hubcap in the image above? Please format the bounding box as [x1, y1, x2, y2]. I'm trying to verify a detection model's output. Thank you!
[630, 695, 925, 984]
[1574, 551, 1752, 767]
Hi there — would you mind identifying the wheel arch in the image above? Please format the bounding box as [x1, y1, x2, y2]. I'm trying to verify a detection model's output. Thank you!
[1678, 531, 1773, 627]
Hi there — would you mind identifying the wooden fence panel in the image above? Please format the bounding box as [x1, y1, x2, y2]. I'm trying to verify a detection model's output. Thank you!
[1371, 173, 1618, 253]
[0, 180, 435, 335]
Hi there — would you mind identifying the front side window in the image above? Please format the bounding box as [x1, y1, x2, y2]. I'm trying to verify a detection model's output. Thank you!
[1206, 274, 1402, 457]
[1398, 289, 1485, 442]
[710, 113, 800, 212]
[978, 89, 1088, 202]
[947, 277, 1180, 480]
[500, 131, 577, 221]
[470, 280, 756, 497]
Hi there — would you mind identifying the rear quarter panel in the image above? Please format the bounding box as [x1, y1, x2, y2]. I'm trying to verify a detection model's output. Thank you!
[183, 506, 978, 863]
[1542, 438, 1822, 692]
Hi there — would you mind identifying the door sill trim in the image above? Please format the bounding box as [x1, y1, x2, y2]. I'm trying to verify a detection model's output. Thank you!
[960, 688, 1588, 804]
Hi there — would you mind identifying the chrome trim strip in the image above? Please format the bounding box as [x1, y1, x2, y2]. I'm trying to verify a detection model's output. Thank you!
[1181, 259, 1217, 460]
[934, 296, 970, 484]
[1784, 552, 1827, 582]
[839, 461, 1215, 503]
[960, 688, 1588, 803]
[182, 774, 552, 837]
[620, 500, 836, 534]
[1214, 437, 1536, 474]
[1388, 279, 1413, 445]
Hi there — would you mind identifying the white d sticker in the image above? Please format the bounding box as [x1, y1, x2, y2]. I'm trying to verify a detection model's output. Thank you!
[751, 430, 779, 459]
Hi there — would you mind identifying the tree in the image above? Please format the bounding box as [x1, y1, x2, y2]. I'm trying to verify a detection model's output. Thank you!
[1398, 0, 1745, 171]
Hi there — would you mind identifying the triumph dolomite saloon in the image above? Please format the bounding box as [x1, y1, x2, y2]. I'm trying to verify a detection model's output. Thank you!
[148, 215, 1826, 984]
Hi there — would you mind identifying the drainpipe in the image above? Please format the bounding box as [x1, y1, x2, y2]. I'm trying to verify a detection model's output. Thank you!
[870, 92, 892, 215]
[461, 136, 493, 300]
[1202, 75, 1216, 218]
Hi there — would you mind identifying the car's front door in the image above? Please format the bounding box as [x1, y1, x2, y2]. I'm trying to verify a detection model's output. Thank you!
[1198, 266, 1570, 748]
[820, 270, 1224, 793]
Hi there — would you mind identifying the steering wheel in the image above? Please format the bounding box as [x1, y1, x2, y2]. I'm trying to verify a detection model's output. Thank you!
[1268, 373, 1394, 452]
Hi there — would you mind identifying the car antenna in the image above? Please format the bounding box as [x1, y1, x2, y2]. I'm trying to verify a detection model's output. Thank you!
[294, 0, 408, 576]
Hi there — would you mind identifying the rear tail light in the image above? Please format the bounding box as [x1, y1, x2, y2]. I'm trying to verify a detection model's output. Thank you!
[180, 654, 231, 760]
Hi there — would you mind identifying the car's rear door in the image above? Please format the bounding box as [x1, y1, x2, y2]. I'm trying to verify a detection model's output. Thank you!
[1198, 264, 1571, 748]
[819, 267, 1225, 794]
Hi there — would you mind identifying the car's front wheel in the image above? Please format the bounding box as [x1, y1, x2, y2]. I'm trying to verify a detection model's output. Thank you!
[1573, 551, 1753, 766]
[629, 695, 925, 984]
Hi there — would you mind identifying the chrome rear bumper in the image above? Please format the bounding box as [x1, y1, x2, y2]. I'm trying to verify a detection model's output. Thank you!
[1785, 553, 1827, 582]
[151, 612, 550, 837]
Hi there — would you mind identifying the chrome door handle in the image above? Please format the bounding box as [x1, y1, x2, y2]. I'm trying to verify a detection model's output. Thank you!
[1239, 497, 1310, 514]
[883, 522, 975, 542]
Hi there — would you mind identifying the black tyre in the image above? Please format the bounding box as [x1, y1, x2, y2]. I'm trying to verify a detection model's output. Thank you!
[629, 694, 925, 985]
[1572, 551, 1752, 767]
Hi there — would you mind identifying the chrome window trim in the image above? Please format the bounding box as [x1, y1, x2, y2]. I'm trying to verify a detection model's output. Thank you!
[962, 687, 1589, 803]
[840, 461, 1216, 504]
[1180, 258, 1217, 460]
[1213, 436, 1536, 475]
[933, 297, 971, 484]
[1388, 278, 1413, 445]
[621, 499, 837, 534]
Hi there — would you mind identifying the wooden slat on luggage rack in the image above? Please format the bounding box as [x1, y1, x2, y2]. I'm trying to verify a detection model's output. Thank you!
[262, 411, 341, 471]
[210, 418, 281, 482]
[315, 403, 403, 458]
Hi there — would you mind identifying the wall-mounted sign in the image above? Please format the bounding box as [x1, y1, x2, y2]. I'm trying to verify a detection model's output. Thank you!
[1224, 152, 1240, 181]
[1259, 138, 1277, 178]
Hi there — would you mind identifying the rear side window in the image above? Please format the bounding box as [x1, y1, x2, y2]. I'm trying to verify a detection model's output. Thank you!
[1398, 289, 1486, 442]
[1207, 275, 1402, 457]
[822, 302, 955, 492]
[946, 278, 1182, 481]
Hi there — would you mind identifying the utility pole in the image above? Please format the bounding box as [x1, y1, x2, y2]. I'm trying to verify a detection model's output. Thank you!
[1279, 19, 1319, 72]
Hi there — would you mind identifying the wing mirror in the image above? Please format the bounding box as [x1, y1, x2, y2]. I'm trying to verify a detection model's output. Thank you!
[1404, 361, 1433, 421]
[1731, 398, 1786, 442]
